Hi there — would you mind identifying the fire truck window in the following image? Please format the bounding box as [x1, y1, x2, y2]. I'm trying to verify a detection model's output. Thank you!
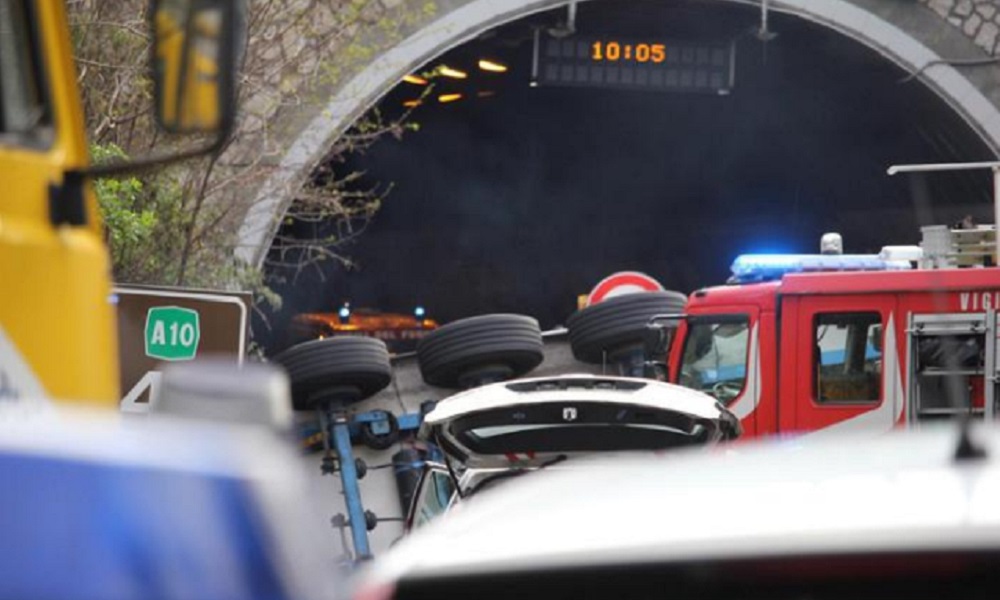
[814, 312, 882, 403]
[678, 316, 749, 404]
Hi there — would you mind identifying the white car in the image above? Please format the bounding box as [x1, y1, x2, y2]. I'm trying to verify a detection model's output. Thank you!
[404, 373, 740, 530]
[362, 422, 1000, 600]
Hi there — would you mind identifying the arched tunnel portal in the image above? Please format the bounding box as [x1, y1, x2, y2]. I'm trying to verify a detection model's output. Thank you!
[244, 0, 1000, 350]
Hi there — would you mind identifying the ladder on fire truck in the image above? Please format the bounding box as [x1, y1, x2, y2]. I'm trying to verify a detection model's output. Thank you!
[920, 224, 997, 269]
[907, 222, 997, 422]
[907, 310, 998, 422]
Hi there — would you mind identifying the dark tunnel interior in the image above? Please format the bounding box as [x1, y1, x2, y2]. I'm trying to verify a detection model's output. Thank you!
[260, 0, 996, 353]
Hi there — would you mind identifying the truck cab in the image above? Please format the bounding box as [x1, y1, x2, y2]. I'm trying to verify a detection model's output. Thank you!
[0, 0, 118, 403]
[667, 236, 999, 439]
[0, 0, 237, 407]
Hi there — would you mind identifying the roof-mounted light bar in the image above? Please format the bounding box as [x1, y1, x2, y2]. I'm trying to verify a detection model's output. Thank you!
[730, 253, 912, 284]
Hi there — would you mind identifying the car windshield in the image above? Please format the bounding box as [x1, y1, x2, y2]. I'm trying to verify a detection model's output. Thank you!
[678, 316, 750, 404]
[412, 469, 457, 530]
[465, 454, 568, 497]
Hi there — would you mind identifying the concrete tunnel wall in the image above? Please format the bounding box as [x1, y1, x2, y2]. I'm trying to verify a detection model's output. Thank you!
[228, 0, 1000, 269]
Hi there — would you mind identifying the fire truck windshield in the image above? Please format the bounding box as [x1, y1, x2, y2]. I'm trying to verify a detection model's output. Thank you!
[678, 316, 750, 404]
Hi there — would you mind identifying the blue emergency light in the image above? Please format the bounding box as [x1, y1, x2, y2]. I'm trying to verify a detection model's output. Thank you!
[729, 253, 912, 284]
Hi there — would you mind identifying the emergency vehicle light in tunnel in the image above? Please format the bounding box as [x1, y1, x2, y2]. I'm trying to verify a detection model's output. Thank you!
[729, 254, 912, 283]
[402, 74, 428, 85]
[478, 59, 508, 73]
[437, 65, 467, 79]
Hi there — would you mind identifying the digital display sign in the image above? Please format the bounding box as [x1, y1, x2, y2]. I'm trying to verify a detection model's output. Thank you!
[533, 35, 734, 95]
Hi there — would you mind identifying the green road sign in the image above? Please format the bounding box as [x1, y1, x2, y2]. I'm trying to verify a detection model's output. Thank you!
[144, 306, 201, 361]
[117, 286, 250, 411]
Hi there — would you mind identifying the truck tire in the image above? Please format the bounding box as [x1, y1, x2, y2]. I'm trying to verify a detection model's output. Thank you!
[567, 291, 687, 364]
[417, 314, 544, 389]
[273, 336, 392, 410]
[359, 410, 400, 450]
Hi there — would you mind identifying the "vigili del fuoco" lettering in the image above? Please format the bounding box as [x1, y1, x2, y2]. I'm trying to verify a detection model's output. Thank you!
[959, 292, 1000, 311]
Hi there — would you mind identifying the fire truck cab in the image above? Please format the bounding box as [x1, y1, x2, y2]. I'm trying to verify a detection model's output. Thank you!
[666, 228, 999, 439]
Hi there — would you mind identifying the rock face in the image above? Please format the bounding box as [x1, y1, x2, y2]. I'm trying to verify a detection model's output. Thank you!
[921, 0, 1000, 54]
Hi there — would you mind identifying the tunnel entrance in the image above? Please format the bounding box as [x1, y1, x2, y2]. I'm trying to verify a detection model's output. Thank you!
[262, 0, 996, 353]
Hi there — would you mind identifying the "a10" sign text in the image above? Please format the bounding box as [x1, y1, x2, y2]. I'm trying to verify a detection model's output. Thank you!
[144, 306, 201, 361]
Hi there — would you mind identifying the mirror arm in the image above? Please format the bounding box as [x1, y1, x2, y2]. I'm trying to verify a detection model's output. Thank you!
[647, 313, 687, 327]
[72, 125, 230, 179]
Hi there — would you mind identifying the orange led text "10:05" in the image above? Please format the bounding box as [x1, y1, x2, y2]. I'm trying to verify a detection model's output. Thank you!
[591, 41, 666, 63]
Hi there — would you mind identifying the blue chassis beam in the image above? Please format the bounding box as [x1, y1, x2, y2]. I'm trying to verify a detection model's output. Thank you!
[307, 410, 432, 563]
[329, 416, 371, 559]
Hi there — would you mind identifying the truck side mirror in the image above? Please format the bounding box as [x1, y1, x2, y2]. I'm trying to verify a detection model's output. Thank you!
[869, 324, 883, 353]
[151, 0, 241, 134]
[692, 326, 713, 360]
[718, 410, 743, 440]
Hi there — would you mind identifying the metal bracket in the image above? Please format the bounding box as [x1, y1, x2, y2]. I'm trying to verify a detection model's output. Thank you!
[757, 0, 777, 42]
[48, 171, 87, 226]
[547, 1, 577, 38]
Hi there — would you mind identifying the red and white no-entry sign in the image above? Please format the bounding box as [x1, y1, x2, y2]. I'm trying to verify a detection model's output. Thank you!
[586, 271, 664, 306]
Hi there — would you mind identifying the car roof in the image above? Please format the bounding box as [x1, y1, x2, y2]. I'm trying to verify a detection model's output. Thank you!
[362, 423, 1000, 585]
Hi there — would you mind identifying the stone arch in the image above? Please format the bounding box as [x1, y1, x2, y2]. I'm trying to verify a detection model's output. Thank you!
[235, 0, 1000, 267]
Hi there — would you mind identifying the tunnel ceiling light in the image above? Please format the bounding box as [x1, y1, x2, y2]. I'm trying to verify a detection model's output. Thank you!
[438, 93, 463, 103]
[403, 74, 428, 85]
[478, 59, 508, 73]
[402, 99, 422, 108]
[477, 90, 496, 98]
[437, 65, 468, 79]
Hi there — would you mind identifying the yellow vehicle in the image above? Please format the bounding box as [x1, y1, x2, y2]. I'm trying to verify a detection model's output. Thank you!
[0, 0, 240, 406]
[155, 0, 226, 131]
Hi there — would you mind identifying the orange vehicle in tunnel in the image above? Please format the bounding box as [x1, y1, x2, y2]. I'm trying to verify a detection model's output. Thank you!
[661, 227, 1000, 439]
[288, 306, 439, 352]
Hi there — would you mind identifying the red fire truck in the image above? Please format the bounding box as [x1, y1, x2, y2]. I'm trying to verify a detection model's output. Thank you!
[660, 227, 999, 439]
